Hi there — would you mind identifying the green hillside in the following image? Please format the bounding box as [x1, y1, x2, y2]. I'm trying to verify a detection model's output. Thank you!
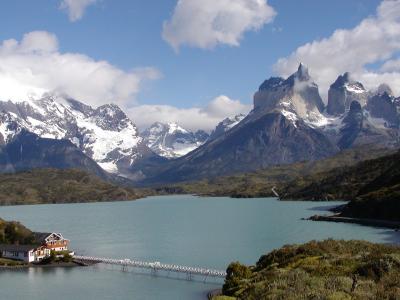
[214, 240, 400, 300]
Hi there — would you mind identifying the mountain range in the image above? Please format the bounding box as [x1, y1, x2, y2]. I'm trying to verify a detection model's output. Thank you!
[139, 64, 400, 185]
[0, 63, 399, 185]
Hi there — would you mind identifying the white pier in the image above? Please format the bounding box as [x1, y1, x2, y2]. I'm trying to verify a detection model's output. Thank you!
[74, 255, 227, 280]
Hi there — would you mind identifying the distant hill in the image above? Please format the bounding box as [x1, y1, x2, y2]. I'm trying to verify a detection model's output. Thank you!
[215, 240, 400, 300]
[0, 168, 148, 206]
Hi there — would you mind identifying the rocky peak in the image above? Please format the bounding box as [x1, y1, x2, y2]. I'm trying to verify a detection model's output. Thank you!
[295, 63, 311, 81]
[327, 73, 368, 116]
[91, 103, 136, 132]
[254, 64, 324, 119]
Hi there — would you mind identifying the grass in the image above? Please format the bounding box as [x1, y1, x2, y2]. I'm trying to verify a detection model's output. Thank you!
[215, 240, 400, 300]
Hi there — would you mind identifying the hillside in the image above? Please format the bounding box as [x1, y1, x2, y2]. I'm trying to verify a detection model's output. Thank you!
[214, 240, 400, 300]
[282, 150, 400, 221]
[169, 146, 395, 198]
[0, 169, 148, 205]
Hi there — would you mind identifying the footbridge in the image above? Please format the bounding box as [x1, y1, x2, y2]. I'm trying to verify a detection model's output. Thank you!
[74, 255, 227, 281]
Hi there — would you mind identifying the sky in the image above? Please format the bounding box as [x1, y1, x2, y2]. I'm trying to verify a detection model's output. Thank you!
[1, 0, 399, 132]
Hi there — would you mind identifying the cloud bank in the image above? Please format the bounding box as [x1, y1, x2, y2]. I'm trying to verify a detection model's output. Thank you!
[0, 31, 160, 107]
[163, 0, 276, 51]
[60, 0, 98, 22]
[274, 0, 400, 98]
[128, 95, 251, 132]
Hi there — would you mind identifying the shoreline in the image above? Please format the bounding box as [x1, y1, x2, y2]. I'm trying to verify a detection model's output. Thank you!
[0, 261, 85, 270]
[308, 214, 400, 230]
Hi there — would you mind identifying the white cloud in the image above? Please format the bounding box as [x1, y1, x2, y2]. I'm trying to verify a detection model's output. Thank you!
[128, 95, 251, 132]
[274, 0, 400, 98]
[163, 0, 276, 51]
[60, 0, 98, 22]
[0, 31, 160, 107]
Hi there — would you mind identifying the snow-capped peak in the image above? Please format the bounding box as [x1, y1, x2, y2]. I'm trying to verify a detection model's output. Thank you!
[141, 122, 209, 158]
[0, 95, 144, 177]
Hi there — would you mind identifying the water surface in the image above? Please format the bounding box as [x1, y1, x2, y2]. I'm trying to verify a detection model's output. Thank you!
[0, 195, 398, 299]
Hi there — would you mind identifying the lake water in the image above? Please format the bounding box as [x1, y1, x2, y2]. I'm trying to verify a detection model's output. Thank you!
[0, 195, 399, 300]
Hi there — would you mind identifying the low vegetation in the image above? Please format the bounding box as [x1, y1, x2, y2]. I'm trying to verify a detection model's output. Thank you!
[214, 240, 400, 300]
[0, 168, 149, 205]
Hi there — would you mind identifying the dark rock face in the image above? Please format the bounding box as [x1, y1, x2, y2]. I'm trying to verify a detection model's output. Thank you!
[0, 130, 109, 179]
[366, 92, 399, 128]
[337, 101, 399, 150]
[141, 112, 337, 184]
[327, 73, 368, 116]
[338, 101, 364, 149]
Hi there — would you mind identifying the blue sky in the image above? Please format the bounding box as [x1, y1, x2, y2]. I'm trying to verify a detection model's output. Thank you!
[0, 0, 398, 131]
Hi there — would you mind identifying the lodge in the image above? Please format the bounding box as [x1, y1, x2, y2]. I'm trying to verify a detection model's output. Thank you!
[0, 232, 73, 263]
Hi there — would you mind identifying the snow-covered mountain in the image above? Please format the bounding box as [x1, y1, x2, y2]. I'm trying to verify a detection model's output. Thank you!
[0, 94, 148, 178]
[141, 122, 209, 158]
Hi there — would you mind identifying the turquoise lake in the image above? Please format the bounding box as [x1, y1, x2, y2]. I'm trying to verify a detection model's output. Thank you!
[0, 195, 399, 299]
